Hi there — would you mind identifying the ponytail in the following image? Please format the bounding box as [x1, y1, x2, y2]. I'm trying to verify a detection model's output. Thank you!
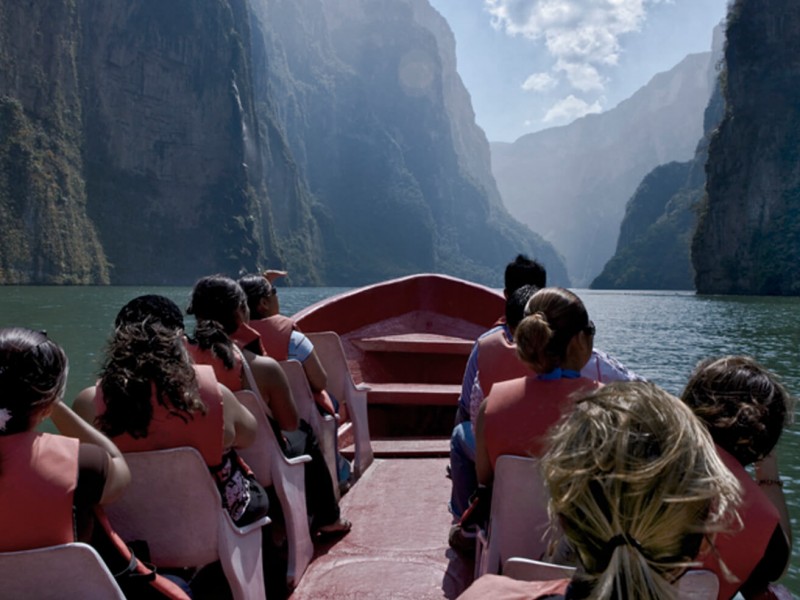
[192, 319, 236, 370]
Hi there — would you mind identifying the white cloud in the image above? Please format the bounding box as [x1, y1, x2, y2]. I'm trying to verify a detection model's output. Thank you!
[521, 72, 557, 91]
[484, 0, 663, 93]
[542, 94, 603, 123]
[555, 59, 604, 92]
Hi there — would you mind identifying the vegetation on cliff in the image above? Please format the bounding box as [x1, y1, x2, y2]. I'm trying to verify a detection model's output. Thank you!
[0, 0, 567, 287]
[693, 0, 800, 295]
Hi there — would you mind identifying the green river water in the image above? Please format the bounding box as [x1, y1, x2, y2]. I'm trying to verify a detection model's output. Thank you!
[1, 286, 797, 592]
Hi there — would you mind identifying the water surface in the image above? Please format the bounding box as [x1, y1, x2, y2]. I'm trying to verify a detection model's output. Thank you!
[1, 286, 797, 591]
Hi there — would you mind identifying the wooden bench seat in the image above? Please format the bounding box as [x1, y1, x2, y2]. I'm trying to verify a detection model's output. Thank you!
[366, 382, 461, 405]
[340, 438, 450, 458]
[353, 333, 474, 356]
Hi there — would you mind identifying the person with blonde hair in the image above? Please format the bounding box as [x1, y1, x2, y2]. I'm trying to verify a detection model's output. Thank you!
[460, 382, 742, 600]
[682, 356, 793, 599]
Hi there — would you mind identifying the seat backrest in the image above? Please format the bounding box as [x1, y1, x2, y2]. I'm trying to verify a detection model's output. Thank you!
[235, 389, 277, 488]
[105, 447, 222, 567]
[0, 542, 126, 600]
[235, 362, 315, 588]
[503, 559, 719, 600]
[677, 570, 720, 600]
[305, 331, 374, 477]
[280, 359, 339, 498]
[305, 331, 354, 402]
[486, 455, 550, 572]
[503, 557, 575, 582]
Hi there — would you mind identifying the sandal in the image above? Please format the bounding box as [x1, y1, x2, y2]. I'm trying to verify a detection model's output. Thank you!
[316, 518, 352, 537]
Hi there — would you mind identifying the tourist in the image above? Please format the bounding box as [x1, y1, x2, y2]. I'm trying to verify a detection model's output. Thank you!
[459, 382, 742, 600]
[449, 256, 641, 522]
[682, 356, 794, 599]
[187, 275, 350, 536]
[239, 272, 352, 486]
[0, 327, 130, 548]
[474, 287, 602, 487]
[0, 328, 193, 598]
[73, 295, 269, 527]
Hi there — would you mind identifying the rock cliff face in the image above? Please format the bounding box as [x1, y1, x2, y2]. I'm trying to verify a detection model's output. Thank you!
[693, 0, 800, 295]
[0, 2, 108, 283]
[592, 78, 726, 290]
[0, 0, 567, 286]
[492, 52, 717, 286]
[77, 0, 268, 284]
[248, 0, 567, 285]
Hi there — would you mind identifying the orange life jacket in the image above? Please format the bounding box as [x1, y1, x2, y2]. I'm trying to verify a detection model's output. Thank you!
[230, 322, 266, 355]
[185, 341, 245, 393]
[248, 316, 336, 415]
[484, 375, 600, 469]
[248, 315, 295, 360]
[476, 327, 528, 397]
[702, 446, 781, 600]
[94, 364, 225, 467]
[0, 432, 78, 551]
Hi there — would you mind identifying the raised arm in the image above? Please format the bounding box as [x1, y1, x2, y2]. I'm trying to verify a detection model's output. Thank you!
[49, 400, 130, 504]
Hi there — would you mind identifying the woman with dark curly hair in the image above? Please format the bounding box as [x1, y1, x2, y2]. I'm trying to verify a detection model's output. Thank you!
[74, 295, 268, 527]
[682, 356, 794, 599]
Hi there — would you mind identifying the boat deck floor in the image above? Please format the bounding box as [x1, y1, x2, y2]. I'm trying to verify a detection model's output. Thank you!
[342, 438, 450, 458]
[289, 457, 473, 599]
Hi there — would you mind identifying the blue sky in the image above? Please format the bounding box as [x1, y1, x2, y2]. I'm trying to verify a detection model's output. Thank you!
[427, 0, 731, 142]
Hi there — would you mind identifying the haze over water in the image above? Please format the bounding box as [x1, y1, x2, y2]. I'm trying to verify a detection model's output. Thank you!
[1, 285, 797, 592]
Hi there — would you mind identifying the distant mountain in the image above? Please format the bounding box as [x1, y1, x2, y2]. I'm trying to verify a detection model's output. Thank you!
[491, 50, 718, 286]
[0, 0, 567, 286]
[693, 0, 800, 295]
[592, 26, 726, 291]
[591, 81, 725, 290]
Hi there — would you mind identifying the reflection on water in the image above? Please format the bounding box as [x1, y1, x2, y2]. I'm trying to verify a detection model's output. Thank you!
[0, 285, 797, 591]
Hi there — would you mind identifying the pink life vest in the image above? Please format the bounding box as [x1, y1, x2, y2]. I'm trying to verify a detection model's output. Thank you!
[0, 431, 79, 551]
[476, 327, 529, 398]
[248, 315, 294, 360]
[701, 446, 782, 600]
[484, 375, 600, 469]
[186, 341, 245, 393]
[230, 322, 266, 355]
[94, 364, 224, 467]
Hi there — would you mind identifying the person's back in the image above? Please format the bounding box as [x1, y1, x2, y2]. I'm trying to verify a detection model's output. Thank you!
[476, 287, 600, 487]
[460, 381, 742, 600]
[188, 275, 351, 536]
[0, 327, 131, 550]
[73, 295, 265, 526]
[682, 356, 794, 599]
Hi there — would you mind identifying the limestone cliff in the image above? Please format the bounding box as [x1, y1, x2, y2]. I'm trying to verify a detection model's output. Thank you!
[0, 0, 567, 286]
[592, 79, 726, 290]
[248, 0, 568, 286]
[693, 0, 800, 295]
[492, 52, 717, 286]
[0, 2, 108, 283]
[77, 0, 269, 284]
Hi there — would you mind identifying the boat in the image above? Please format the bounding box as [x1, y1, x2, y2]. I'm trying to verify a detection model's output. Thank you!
[288, 273, 504, 599]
